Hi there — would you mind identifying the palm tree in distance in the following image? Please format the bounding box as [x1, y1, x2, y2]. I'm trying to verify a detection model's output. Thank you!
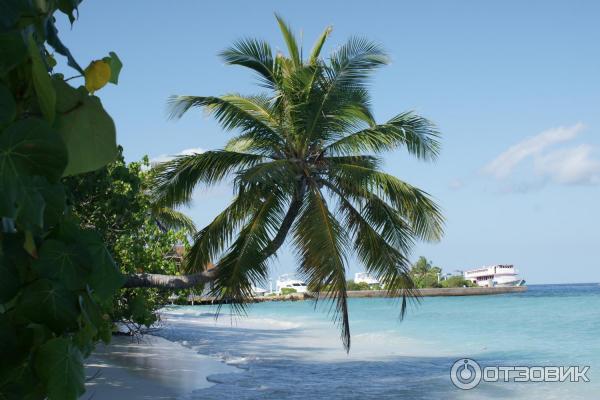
[150, 15, 443, 351]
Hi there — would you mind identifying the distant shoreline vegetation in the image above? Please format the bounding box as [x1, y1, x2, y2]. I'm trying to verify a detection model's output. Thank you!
[344, 256, 474, 291]
[409, 256, 474, 289]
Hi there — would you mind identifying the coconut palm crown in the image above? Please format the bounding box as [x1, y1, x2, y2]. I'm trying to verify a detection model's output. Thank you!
[153, 15, 444, 351]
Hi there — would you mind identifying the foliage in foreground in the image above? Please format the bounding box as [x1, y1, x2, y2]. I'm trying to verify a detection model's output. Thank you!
[64, 151, 192, 330]
[0, 2, 123, 399]
[153, 15, 445, 351]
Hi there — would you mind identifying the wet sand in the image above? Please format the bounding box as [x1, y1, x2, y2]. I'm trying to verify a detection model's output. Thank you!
[82, 335, 235, 400]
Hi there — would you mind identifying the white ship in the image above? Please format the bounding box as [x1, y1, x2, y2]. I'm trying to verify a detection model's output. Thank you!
[276, 274, 308, 294]
[463, 264, 526, 287]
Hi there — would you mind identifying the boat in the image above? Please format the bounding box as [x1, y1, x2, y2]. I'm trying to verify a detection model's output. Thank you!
[463, 264, 526, 287]
[251, 286, 268, 297]
[276, 274, 308, 294]
[354, 272, 380, 285]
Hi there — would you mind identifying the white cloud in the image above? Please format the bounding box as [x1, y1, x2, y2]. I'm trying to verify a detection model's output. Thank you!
[151, 147, 205, 164]
[534, 144, 600, 185]
[483, 123, 600, 188]
[483, 123, 585, 179]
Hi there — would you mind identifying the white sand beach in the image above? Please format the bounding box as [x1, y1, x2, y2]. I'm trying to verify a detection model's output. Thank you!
[82, 335, 236, 400]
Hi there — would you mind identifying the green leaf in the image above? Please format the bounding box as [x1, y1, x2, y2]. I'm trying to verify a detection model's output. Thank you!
[0, 118, 67, 218]
[0, 1, 21, 31]
[14, 181, 45, 231]
[0, 31, 27, 75]
[0, 83, 16, 126]
[34, 338, 85, 400]
[80, 231, 124, 300]
[53, 79, 117, 176]
[32, 177, 66, 228]
[0, 119, 67, 218]
[32, 240, 89, 290]
[17, 279, 79, 333]
[56, 0, 81, 24]
[102, 51, 122, 84]
[28, 36, 56, 124]
[0, 118, 68, 182]
[0, 256, 20, 303]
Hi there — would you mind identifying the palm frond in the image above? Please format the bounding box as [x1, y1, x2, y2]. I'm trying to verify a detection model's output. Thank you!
[210, 188, 289, 310]
[184, 184, 269, 272]
[293, 185, 351, 351]
[152, 206, 197, 234]
[326, 163, 444, 242]
[167, 95, 283, 144]
[326, 181, 418, 313]
[324, 112, 440, 159]
[275, 14, 301, 66]
[219, 38, 278, 88]
[234, 159, 298, 193]
[374, 173, 445, 242]
[309, 25, 333, 64]
[328, 37, 388, 88]
[152, 151, 265, 207]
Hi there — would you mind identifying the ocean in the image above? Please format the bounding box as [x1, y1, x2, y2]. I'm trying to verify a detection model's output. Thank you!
[155, 284, 600, 399]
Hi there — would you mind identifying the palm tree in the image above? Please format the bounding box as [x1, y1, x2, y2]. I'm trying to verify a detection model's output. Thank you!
[138, 16, 443, 350]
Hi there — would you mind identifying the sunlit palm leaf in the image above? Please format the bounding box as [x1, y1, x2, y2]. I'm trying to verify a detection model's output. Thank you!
[219, 38, 278, 88]
[152, 151, 264, 207]
[324, 112, 440, 160]
[293, 186, 351, 351]
[152, 206, 197, 234]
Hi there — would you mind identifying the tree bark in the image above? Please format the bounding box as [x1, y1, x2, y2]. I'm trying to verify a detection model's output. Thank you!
[123, 268, 218, 289]
[123, 182, 307, 290]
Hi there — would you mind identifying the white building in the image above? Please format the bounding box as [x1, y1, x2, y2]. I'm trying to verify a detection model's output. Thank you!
[354, 272, 379, 285]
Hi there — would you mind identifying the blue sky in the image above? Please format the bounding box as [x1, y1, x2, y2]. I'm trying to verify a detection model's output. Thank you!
[56, 1, 600, 284]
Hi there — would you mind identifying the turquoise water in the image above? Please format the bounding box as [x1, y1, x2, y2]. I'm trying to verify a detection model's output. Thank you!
[157, 284, 600, 399]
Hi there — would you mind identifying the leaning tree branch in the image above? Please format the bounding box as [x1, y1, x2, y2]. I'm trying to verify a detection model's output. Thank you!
[123, 268, 219, 289]
[123, 180, 308, 290]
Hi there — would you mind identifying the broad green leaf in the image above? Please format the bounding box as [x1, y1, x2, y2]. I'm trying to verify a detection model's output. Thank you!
[32, 240, 89, 290]
[0, 31, 27, 76]
[17, 279, 79, 333]
[0, 118, 68, 180]
[34, 338, 85, 400]
[0, 83, 16, 126]
[13, 176, 64, 234]
[0, 256, 20, 303]
[0, 119, 67, 218]
[0, 1, 21, 31]
[28, 36, 56, 124]
[84, 60, 110, 93]
[0, 314, 18, 360]
[80, 230, 124, 300]
[53, 79, 117, 176]
[14, 181, 45, 231]
[31, 176, 66, 228]
[102, 51, 122, 84]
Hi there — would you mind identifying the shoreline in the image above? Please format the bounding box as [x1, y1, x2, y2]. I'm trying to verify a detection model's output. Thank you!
[184, 285, 528, 304]
[83, 334, 236, 400]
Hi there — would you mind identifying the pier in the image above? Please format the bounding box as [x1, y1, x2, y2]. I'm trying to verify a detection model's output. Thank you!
[177, 286, 527, 305]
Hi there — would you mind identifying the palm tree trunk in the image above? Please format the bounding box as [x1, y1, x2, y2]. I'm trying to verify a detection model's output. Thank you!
[123, 182, 307, 289]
